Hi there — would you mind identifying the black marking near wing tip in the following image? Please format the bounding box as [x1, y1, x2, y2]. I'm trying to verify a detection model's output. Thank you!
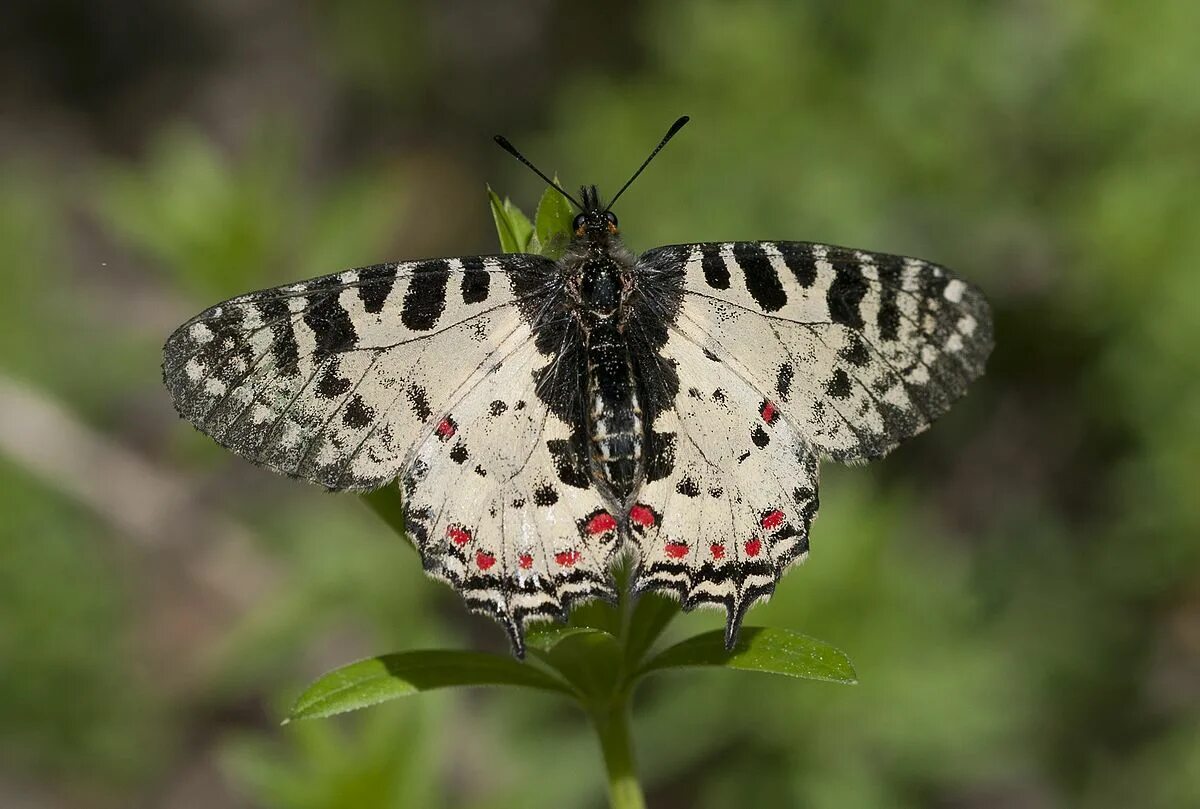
[876, 255, 904, 342]
[401, 259, 451, 331]
[253, 296, 301, 376]
[700, 243, 730, 290]
[305, 278, 359, 357]
[733, 242, 787, 312]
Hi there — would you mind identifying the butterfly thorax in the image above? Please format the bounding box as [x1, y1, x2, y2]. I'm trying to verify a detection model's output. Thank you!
[560, 193, 644, 505]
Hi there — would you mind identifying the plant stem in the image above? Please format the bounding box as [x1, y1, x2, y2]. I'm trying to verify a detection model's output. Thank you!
[590, 695, 646, 809]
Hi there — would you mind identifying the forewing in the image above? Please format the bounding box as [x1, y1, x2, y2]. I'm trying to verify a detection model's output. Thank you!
[162, 255, 557, 489]
[627, 327, 819, 647]
[638, 241, 993, 461]
[399, 327, 620, 656]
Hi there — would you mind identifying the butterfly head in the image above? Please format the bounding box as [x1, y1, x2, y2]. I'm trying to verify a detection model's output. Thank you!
[573, 186, 619, 242]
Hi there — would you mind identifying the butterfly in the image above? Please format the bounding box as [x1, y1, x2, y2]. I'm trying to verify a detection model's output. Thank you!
[163, 117, 993, 656]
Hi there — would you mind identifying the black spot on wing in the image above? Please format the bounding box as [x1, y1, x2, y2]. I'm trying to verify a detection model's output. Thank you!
[406, 384, 431, 421]
[675, 475, 700, 497]
[825, 368, 853, 400]
[777, 242, 817, 287]
[450, 444, 469, 464]
[533, 482, 559, 506]
[547, 428, 591, 489]
[317, 363, 352, 398]
[645, 430, 677, 482]
[733, 242, 787, 311]
[401, 259, 451, 331]
[751, 425, 770, 448]
[776, 363, 794, 400]
[343, 394, 374, 428]
[826, 252, 868, 329]
[460, 256, 490, 304]
[489, 400, 508, 416]
[304, 277, 358, 358]
[358, 264, 396, 314]
[700, 244, 730, 290]
[839, 336, 871, 367]
[255, 296, 300, 376]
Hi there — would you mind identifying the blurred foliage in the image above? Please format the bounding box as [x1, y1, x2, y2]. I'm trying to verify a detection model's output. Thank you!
[2, 0, 1199, 807]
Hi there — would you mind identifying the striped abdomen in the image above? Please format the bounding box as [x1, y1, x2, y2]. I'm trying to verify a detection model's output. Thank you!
[585, 320, 643, 501]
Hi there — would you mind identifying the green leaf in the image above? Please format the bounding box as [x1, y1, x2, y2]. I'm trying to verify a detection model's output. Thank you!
[487, 186, 533, 254]
[638, 627, 857, 685]
[622, 592, 681, 667]
[287, 651, 573, 721]
[360, 487, 408, 544]
[533, 182, 574, 258]
[531, 631, 624, 702]
[524, 624, 602, 653]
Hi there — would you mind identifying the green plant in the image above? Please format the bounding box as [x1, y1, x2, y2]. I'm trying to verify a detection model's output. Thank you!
[284, 187, 857, 809]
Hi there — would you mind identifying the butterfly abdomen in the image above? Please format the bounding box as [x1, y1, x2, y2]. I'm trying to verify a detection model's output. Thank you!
[585, 319, 643, 502]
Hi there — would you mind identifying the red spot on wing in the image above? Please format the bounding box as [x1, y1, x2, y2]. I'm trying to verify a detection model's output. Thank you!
[745, 537, 762, 557]
[760, 510, 785, 530]
[435, 417, 457, 439]
[555, 550, 581, 567]
[629, 504, 656, 527]
[710, 543, 725, 560]
[475, 551, 496, 570]
[586, 511, 617, 535]
[518, 553, 533, 569]
[664, 542, 689, 559]
[446, 525, 471, 546]
[759, 400, 779, 425]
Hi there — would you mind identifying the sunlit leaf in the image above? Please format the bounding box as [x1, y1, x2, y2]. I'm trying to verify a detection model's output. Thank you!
[525, 624, 603, 653]
[638, 627, 856, 685]
[287, 651, 572, 721]
[534, 182, 574, 258]
[487, 186, 533, 254]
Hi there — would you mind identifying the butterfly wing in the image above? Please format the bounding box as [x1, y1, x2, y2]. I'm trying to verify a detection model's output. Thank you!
[630, 241, 992, 644]
[163, 255, 558, 490]
[638, 241, 993, 462]
[399, 325, 620, 656]
[624, 325, 819, 646]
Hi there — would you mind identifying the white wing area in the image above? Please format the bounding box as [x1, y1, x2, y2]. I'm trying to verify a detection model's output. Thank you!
[163, 256, 555, 489]
[628, 325, 819, 645]
[400, 325, 619, 655]
[644, 241, 993, 462]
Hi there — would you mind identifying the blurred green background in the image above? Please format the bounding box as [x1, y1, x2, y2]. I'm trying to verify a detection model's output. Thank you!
[2, 1, 1198, 807]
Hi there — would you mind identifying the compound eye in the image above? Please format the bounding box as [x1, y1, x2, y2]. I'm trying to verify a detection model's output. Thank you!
[604, 211, 618, 227]
[572, 213, 586, 233]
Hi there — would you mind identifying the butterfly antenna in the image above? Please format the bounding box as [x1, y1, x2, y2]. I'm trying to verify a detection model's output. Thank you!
[605, 115, 690, 212]
[493, 135, 582, 209]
